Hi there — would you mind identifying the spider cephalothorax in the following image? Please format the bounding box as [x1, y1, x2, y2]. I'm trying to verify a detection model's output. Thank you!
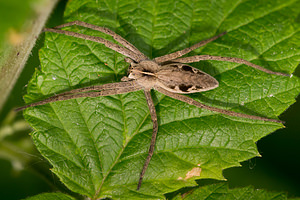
[126, 60, 160, 88]
[16, 20, 289, 190]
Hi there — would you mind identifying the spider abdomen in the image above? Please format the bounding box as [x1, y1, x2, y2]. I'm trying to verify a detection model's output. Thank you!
[156, 63, 219, 94]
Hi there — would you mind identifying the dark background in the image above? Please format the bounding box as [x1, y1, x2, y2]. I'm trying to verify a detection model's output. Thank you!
[0, 1, 299, 199]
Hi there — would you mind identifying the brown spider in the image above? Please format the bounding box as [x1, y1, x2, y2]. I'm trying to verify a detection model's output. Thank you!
[16, 21, 288, 190]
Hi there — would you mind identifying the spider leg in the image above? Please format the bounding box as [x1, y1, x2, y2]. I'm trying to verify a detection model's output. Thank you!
[155, 86, 284, 123]
[124, 57, 135, 64]
[154, 32, 227, 63]
[15, 82, 142, 111]
[55, 81, 138, 97]
[137, 89, 158, 190]
[54, 21, 148, 61]
[43, 28, 142, 62]
[171, 55, 289, 76]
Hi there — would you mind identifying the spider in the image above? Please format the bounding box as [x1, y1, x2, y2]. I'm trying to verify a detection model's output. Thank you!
[16, 21, 289, 190]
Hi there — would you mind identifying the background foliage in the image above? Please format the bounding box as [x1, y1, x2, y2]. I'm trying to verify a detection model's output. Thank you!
[0, 0, 299, 200]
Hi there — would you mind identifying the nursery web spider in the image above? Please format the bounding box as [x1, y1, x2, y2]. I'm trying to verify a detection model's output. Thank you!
[16, 21, 288, 190]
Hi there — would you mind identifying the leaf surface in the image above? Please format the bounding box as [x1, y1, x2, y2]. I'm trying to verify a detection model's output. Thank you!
[180, 183, 288, 200]
[23, 0, 300, 199]
[23, 192, 75, 200]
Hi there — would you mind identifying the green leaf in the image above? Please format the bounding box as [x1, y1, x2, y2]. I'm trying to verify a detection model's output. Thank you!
[22, 0, 300, 199]
[180, 183, 288, 200]
[23, 192, 76, 200]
